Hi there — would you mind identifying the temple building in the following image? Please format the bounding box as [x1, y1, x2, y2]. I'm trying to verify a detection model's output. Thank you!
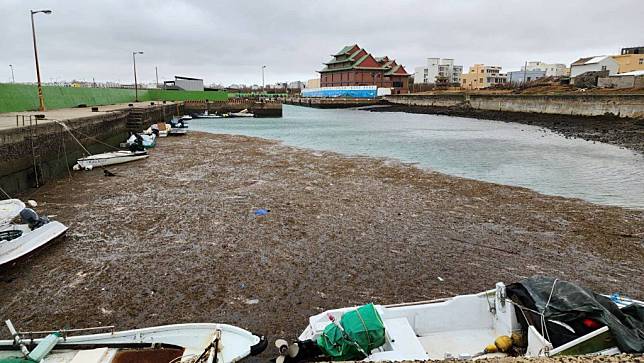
[318, 44, 411, 94]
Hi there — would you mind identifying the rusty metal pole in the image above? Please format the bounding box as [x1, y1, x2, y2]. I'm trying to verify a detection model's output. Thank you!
[30, 10, 51, 111]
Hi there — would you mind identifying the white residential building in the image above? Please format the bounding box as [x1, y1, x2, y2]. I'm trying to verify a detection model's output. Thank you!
[414, 58, 463, 85]
[522, 61, 567, 77]
[570, 56, 619, 78]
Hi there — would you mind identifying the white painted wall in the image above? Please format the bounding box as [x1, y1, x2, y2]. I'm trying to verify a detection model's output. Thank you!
[524, 61, 567, 77]
[570, 57, 619, 78]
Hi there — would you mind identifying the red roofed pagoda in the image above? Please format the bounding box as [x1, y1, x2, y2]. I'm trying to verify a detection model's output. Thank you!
[318, 44, 411, 94]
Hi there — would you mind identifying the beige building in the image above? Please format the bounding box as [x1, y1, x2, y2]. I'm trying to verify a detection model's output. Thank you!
[306, 78, 320, 89]
[461, 64, 507, 90]
[611, 54, 644, 73]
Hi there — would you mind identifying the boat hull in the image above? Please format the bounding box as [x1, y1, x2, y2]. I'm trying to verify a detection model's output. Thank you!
[77, 151, 148, 169]
[0, 221, 68, 266]
[0, 323, 266, 363]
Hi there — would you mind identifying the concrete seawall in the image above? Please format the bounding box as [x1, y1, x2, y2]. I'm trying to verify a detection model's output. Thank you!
[384, 94, 644, 119]
[183, 100, 283, 117]
[284, 97, 383, 108]
[0, 102, 181, 196]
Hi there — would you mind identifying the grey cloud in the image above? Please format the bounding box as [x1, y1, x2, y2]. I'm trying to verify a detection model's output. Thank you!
[1, 0, 642, 85]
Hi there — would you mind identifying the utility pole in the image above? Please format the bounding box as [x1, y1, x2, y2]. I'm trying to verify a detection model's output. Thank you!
[9, 64, 15, 83]
[30, 9, 52, 111]
[155, 66, 159, 88]
[132, 51, 144, 102]
[262, 65, 266, 90]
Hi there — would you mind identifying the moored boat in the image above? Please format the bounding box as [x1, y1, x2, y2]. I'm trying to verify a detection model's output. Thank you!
[194, 110, 224, 119]
[276, 277, 644, 362]
[168, 116, 190, 136]
[229, 109, 254, 118]
[127, 133, 156, 149]
[76, 150, 148, 170]
[0, 321, 267, 363]
[0, 199, 68, 267]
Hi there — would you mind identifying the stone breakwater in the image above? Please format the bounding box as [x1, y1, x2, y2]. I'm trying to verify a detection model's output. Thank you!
[1, 132, 642, 361]
[384, 94, 644, 119]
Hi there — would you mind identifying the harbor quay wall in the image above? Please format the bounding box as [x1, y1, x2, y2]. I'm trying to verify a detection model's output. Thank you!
[284, 97, 384, 109]
[183, 100, 283, 117]
[384, 93, 644, 119]
[0, 83, 228, 113]
[0, 103, 180, 196]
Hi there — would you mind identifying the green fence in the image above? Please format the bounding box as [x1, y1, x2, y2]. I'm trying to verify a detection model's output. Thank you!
[0, 83, 228, 113]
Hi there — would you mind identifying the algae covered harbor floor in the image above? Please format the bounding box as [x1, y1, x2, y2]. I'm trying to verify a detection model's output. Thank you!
[0, 132, 643, 360]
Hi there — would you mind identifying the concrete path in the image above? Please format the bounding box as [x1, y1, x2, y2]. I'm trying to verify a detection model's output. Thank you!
[0, 101, 178, 130]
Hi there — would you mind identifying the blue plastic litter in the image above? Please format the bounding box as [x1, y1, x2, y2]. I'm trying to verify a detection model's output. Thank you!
[254, 209, 270, 216]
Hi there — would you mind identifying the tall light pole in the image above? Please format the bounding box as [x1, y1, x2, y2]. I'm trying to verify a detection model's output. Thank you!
[9, 64, 15, 83]
[132, 51, 144, 102]
[155, 66, 159, 88]
[30, 9, 52, 111]
[262, 65, 266, 91]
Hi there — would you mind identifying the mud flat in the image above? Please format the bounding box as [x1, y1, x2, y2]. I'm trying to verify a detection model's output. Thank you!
[0, 132, 642, 361]
[370, 104, 644, 154]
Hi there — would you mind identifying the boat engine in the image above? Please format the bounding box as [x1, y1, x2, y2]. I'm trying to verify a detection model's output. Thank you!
[19, 208, 50, 230]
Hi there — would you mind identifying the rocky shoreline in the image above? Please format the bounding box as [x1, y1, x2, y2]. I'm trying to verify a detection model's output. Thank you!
[1, 132, 642, 361]
[370, 104, 644, 154]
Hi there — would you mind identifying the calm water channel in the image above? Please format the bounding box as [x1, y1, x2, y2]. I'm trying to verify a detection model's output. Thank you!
[191, 105, 644, 209]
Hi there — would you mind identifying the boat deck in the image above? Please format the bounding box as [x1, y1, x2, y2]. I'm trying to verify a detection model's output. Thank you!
[419, 328, 496, 359]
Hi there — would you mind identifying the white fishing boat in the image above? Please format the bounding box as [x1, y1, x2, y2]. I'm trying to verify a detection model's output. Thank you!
[229, 109, 254, 118]
[194, 110, 224, 119]
[280, 278, 644, 362]
[76, 150, 148, 170]
[0, 199, 68, 267]
[0, 321, 267, 363]
[144, 122, 170, 138]
[126, 133, 156, 149]
[168, 127, 188, 136]
[168, 116, 189, 136]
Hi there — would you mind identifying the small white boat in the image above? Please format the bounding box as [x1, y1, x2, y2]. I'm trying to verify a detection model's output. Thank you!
[168, 116, 189, 136]
[76, 150, 148, 170]
[0, 321, 267, 363]
[229, 109, 254, 118]
[168, 127, 188, 136]
[0, 199, 68, 266]
[284, 279, 644, 362]
[194, 110, 224, 119]
[144, 122, 170, 138]
[126, 133, 156, 149]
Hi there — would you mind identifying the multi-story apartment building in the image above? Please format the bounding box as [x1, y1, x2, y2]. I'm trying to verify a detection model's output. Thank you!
[414, 58, 463, 85]
[522, 61, 567, 77]
[461, 64, 507, 90]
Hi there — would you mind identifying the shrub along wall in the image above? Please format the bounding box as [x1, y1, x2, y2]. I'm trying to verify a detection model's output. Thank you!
[0, 83, 228, 113]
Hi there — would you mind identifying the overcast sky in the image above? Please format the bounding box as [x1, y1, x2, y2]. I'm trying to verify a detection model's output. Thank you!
[1, 0, 642, 86]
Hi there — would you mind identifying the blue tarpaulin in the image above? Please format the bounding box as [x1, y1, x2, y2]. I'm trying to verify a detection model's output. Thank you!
[301, 86, 377, 98]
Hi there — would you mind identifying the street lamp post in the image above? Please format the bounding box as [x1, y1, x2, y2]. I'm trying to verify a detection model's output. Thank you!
[9, 64, 15, 83]
[132, 51, 144, 102]
[30, 9, 52, 111]
[262, 65, 266, 90]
